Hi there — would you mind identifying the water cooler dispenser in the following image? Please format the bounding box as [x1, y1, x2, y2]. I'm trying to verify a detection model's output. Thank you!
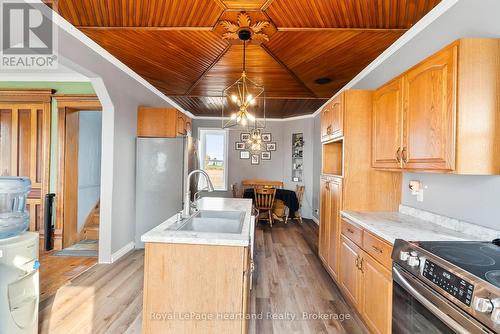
[0, 177, 39, 334]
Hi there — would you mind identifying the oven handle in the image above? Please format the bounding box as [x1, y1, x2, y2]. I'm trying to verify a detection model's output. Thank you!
[393, 266, 472, 334]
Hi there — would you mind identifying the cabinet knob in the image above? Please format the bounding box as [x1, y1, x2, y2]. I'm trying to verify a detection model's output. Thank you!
[396, 147, 402, 163]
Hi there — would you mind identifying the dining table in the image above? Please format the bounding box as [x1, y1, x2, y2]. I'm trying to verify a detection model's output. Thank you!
[243, 188, 300, 217]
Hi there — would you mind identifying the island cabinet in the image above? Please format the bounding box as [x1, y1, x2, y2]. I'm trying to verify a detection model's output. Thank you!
[137, 106, 191, 138]
[340, 219, 393, 334]
[372, 38, 500, 174]
[142, 242, 251, 334]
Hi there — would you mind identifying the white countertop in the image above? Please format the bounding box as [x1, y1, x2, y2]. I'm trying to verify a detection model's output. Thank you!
[141, 197, 253, 247]
[341, 211, 485, 245]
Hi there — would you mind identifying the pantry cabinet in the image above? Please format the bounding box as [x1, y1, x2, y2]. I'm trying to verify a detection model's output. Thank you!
[319, 176, 342, 280]
[372, 38, 500, 174]
[318, 178, 331, 265]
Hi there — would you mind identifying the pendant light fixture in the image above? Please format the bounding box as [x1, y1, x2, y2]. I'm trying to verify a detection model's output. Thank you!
[222, 28, 265, 129]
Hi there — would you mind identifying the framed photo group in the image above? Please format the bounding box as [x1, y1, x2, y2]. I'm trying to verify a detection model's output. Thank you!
[234, 132, 277, 165]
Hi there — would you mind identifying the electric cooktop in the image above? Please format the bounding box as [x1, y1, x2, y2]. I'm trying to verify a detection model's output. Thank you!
[416, 239, 500, 288]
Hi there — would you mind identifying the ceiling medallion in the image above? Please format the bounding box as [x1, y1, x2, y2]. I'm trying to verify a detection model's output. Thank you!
[219, 12, 270, 43]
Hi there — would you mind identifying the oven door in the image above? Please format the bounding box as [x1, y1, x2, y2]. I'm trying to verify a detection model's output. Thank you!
[392, 264, 492, 334]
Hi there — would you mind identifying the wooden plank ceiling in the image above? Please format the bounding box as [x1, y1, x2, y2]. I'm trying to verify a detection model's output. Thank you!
[53, 0, 440, 118]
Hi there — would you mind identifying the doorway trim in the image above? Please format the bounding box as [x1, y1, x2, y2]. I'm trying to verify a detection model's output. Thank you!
[54, 94, 102, 250]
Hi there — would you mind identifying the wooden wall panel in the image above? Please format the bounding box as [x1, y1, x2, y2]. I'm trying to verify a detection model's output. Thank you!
[266, 0, 441, 29]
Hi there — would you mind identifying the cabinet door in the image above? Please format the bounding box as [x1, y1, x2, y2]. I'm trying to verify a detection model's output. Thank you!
[327, 178, 342, 280]
[339, 235, 362, 308]
[361, 253, 392, 334]
[176, 112, 187, 136]
[330, 94, 344, 139]
[320, 106, 331, 141]
[318, 178, 331, 264]
[403, 44, 457, 170]
[372, 78, 403, 169]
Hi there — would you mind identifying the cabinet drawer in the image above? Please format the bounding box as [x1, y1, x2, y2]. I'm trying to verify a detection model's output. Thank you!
[362, 231, 393, 270]
[341, 219, 362, 246]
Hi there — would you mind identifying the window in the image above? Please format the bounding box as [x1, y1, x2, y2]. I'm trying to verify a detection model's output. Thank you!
[198, 128, 228, 191]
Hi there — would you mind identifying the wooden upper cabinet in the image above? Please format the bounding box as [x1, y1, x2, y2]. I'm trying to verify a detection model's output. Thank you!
[320, 104, 332, 141]
[372, 38, 500, 174]
[403, 44, 457, 171]
[321, 94, 344, 142]
[138, 107, 191, 138]
[372, 78, 404, 169]
[361, 254, 392, 334]
[329, 94, 344, 139]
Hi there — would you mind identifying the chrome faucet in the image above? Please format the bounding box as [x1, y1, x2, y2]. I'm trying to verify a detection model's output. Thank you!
[183, 169, 215, 218]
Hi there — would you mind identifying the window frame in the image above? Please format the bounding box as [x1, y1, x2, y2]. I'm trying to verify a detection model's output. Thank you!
[198, 127, 229, 191]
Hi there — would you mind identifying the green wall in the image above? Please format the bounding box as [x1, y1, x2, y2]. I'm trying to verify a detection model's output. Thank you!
[0, 82, 95, 192]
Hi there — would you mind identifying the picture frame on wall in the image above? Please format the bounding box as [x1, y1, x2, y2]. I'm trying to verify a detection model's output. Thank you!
[261, 151, 271, 160]
[262, 133, 272, 142]
[235, 142, 245, 150]
[241, 133, 250, 142]
[266, 142, 276, 151]
[240, 151, 250, 159]
[251, 154, 259, 165]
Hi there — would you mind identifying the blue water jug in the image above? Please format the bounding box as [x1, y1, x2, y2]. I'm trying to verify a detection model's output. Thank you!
[0, 177, 31, 239]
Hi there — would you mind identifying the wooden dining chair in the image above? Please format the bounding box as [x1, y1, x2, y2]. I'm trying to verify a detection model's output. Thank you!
[231, 183, 241, 198]
[293, 185, 305, 224]
[254, 187, 276, 227]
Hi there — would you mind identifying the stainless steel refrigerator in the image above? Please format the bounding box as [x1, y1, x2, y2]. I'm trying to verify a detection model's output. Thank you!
[135, 136, 198, 248]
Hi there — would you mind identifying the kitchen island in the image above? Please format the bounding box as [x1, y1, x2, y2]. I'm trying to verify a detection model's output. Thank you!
[141, 197, 254, 334]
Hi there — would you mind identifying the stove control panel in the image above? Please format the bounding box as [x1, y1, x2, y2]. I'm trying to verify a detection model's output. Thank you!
[422, 260, 474, 306]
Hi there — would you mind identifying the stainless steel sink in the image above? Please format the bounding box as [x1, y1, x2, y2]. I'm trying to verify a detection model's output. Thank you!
[166, 210, 244, 234]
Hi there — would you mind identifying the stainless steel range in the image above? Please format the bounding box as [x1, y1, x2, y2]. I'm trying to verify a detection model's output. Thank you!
[392, 239, 500, 334]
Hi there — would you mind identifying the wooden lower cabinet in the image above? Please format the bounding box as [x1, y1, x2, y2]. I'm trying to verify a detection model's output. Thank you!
[339, 235, 362, 308]
[142, 242, 250, 334]
[361, 253, 392, 334]
[339, 220, 393, 334]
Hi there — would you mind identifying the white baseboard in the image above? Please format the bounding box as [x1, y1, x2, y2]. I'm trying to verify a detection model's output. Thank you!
[312, 216, 319, 225]
[111, 241, 135, 263]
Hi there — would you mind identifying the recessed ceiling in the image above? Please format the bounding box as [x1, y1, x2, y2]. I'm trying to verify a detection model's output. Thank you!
[49, 0, 441, 118]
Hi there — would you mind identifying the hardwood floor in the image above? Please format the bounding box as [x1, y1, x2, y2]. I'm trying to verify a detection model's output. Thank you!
[248, 220, 368, 334]
[39, 251, 97, 302]
[39, 220, 368, 334]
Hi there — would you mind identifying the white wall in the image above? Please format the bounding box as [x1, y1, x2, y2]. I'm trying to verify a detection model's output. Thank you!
[77, 112, 102, 231]
[193, 118, 315, 219]
[42, 6, 188, 262]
